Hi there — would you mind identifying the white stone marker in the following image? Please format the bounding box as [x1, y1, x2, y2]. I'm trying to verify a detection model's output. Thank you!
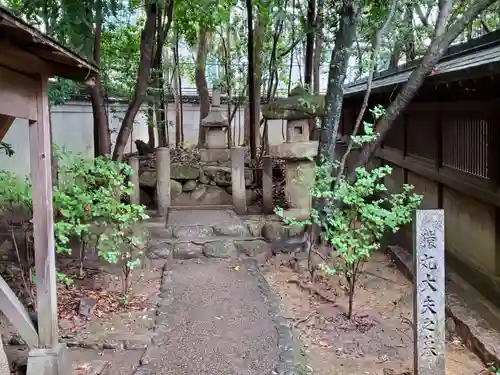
[413, 209, 445, 375]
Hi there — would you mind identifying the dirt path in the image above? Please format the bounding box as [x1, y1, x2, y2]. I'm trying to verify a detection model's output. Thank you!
[134, 209, 293, 375]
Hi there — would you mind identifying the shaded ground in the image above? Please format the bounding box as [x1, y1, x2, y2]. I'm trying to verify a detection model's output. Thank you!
[137, 258, 280, 375]
[264, 250, 486, 375]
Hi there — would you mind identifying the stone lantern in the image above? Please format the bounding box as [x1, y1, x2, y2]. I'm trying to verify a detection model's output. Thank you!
[262, 86, 324, 220]
[200, 87, 230, 162]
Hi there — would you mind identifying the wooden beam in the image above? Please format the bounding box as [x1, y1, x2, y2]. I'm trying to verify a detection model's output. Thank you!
[0, 39, 52, 78]
[0, 66, 38, 120]
[0, 114, 15, 142]
[29, 75, 58, 348]
[0, 274, 39, 348]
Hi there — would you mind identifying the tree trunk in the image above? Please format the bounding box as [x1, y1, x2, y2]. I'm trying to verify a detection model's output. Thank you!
[112, 2, 157, 161]
[352, 0, 498, 170]
[304, 0, 316, 90]
[196, 27, 210, 147]
[311, 0, 324, 140]
[91, 0, 110, 157]
[317, 0, 360, 161]
[152, 1, 174, 148]
[245, 7, 266, 152]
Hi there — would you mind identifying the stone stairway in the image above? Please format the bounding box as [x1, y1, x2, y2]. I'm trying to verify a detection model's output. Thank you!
[146, 209, 271, 264]
[134, 208, 297, 375]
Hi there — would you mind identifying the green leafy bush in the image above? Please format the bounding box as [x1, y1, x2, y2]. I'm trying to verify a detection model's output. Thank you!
[276, 106, 423, 319]
[0, 150, 148, 295]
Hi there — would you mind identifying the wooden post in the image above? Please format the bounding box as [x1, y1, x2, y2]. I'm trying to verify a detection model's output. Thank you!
[156, 147, 171, 216]
[262, 156, 273, 214]
[129, 156, 140, 205]
[29, 76, 58, 348]
[413, 209, 445, 375]
[231, 147, 247, 214]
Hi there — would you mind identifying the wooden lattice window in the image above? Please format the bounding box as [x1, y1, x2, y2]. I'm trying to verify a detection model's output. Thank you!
[442, 116, 488, 178]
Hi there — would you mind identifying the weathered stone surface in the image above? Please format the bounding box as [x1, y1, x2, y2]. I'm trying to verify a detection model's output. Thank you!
[139, 169, 156, 188]
[261, 92, 325, 120]
[78, 298, 98, 317]
[171, 164, 199, 180]
[269, 141, 318, 160]
[413, 209, 445, 375]
[235, 240, 270, 257]
[173, 242, 203, 259]
[203, 166, 254, 187]
[171, 179, 183, 198]
[199, 172, 210, 184]
[202, 240, 238, 258]
[148, 243, 172, 259]
[213, 224, 249, 237]
[170, 225, 214, 238]
[199, 148, 231, 162]
[191, 185, 207, 200]
[183, 180, 198, 192]
[202, 186, 232, 205]
[262, 222, 287, 242]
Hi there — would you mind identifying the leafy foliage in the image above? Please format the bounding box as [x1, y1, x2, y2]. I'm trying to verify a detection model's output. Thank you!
[276, 108, 423, 319]
[0, 150, 148, 294]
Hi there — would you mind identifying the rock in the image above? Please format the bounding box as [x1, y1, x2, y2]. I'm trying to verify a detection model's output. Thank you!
[134, 140, 154, 155]
[382, 369, 395, 375]
[173, 242, 203, 259]
[202, 240, 238, 258]
[236, 240, 271, 265]
[139, 169, 156, 188]
[199, 172, 210, 184]
[171, 179, 183, 198]
[246, 221, 264, 237]
[262, 221, 287, 242]
[78, 298, 98, 317]
[171, 164, 199, 180]
[170, 225, 214, 238]
[148, 243, 173, 259]
[202, 186, 232, 205]
[235, 240, 270, 257]
[226, 186, 232, 194]
[191, 185, 207, 201]
[203, 166, 254, 187]
[183, 180, 198, 192]
[213, 224, 249, 236]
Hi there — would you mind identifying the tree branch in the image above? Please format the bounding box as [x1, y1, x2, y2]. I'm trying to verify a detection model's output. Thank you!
[351, 0, 499, 173]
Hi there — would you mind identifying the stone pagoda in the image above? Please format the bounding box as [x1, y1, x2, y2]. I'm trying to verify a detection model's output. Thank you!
[262, 86, 324, 220]
[200, 87, 230, 162]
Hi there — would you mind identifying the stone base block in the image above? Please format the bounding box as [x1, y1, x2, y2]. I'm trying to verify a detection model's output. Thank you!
[269, 141, 318, 159]
[26, 343, 70, 375]
[282, 208, 311, 222]
[200, 148, 231, 162]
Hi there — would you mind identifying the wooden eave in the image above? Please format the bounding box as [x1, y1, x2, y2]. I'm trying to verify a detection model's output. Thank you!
[0, 6, 98, 82]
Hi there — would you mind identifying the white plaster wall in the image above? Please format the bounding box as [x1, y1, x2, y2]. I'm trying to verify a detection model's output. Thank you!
[0, 100, 287, 176]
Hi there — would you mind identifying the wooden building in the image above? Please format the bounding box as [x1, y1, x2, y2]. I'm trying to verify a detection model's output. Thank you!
[341, 30, 500, 302]
[0, 6, 98, 374]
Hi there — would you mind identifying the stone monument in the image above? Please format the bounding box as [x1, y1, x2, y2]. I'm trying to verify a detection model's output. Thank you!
[261, 86, 324, 220]
[200, 87, 230, 162]
[413, 209, 445, 375]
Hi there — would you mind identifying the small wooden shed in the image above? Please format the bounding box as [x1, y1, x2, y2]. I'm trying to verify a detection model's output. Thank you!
[0, 5, 98, 356]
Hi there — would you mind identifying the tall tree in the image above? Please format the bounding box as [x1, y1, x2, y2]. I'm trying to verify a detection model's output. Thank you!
[112, 1, 157, 161]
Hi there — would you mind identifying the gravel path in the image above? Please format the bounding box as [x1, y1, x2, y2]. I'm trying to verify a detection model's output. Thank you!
[137, 259, 280, 375]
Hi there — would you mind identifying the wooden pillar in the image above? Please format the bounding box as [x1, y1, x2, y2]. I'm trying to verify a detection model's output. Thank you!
[156, 147, 171, 216]
[29, 76, 58, 348]
[129, 156, 140, 205]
